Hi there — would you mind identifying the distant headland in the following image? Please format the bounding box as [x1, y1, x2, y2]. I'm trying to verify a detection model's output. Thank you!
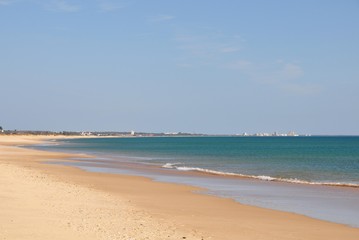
[0, 128, 309, 137]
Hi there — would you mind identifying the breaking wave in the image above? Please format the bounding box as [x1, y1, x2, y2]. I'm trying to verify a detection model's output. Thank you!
[161, 163, 359, 188]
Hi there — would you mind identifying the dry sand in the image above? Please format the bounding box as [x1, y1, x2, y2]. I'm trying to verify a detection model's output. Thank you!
[1, 135, 358, 240]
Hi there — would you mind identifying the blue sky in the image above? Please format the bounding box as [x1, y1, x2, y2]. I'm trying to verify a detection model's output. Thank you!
[1, 0, 358, 134]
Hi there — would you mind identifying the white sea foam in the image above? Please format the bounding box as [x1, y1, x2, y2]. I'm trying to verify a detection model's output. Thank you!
[256, 175, 276, 181]
[161, 163, 359, 188]
[162, 162, 182, 169]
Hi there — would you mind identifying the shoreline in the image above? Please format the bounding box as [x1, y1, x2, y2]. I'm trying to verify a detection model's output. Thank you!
[1, 135, 359, 239]
[33, 144, 359, 189]
[37, 136, 359, 189]
[42, 147, 359, 228]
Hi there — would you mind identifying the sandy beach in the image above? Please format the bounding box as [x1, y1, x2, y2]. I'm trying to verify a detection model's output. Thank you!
[1, 135, 359, 240]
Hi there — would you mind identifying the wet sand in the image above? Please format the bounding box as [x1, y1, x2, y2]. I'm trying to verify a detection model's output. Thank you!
[1, 135, 359, 240]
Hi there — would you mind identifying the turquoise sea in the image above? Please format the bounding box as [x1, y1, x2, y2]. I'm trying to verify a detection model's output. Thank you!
[37, 136, 359, 227]
[47, 136, 359, 186]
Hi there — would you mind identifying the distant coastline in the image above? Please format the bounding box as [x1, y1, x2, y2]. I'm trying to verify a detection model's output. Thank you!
[1, 129, 359, 137]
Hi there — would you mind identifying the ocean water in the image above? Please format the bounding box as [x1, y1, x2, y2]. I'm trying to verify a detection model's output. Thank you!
[46, 136, 359, 187]
[37, 136, 359, 227]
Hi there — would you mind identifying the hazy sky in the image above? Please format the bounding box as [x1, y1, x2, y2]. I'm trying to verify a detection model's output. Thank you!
[1, 0, 358, 134]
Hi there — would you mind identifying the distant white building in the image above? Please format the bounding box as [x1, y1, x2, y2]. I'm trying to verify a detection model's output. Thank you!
[130, 130, 135, 136]
[287, 131, 299, 136]
[81, 131, 92, 136]
[164, 132, 179, 135]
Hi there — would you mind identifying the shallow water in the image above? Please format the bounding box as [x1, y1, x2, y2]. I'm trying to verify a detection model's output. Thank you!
[42, 136, 359, 187]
